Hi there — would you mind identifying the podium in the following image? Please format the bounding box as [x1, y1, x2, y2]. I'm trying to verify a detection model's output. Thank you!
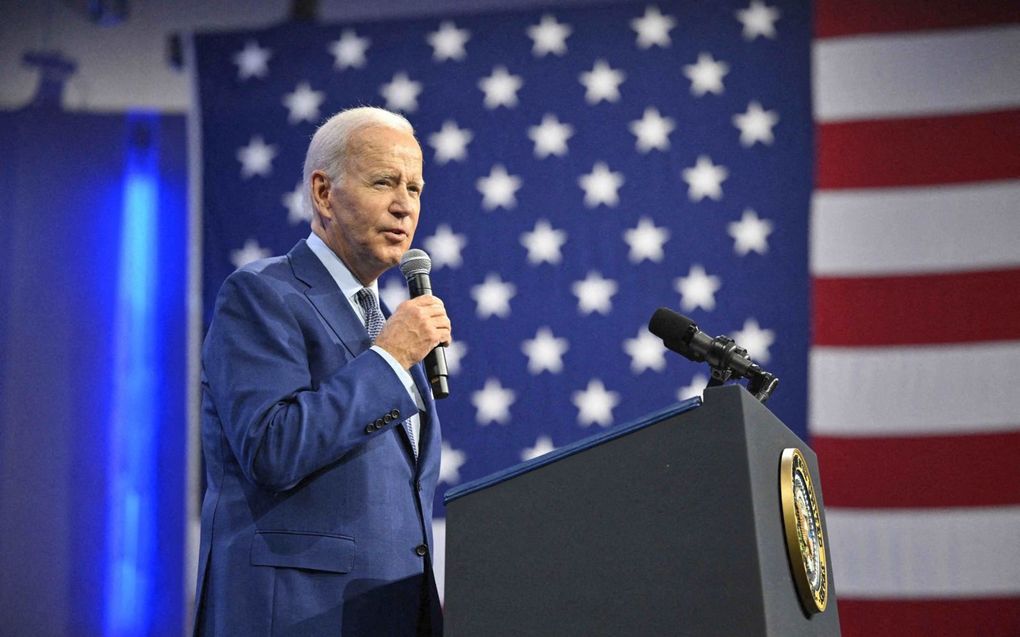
[443, 385, 840, 636]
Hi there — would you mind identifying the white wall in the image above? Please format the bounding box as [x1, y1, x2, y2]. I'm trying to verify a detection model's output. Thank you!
[0, 0, 610, 113]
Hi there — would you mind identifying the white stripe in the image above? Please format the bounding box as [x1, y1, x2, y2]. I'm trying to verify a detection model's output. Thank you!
[810, 342, 1020, 436]
[825, 506, 1020, 598]
[433, 518, 446, 603]
[814, 26, 1020, 121]
[811, 181, 1020, 276]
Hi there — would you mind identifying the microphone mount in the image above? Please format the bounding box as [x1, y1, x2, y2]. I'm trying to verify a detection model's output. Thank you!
[649, 308, 779, 403]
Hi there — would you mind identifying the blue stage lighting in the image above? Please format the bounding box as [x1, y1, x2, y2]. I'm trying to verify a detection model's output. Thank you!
[104, 113, 160, 636]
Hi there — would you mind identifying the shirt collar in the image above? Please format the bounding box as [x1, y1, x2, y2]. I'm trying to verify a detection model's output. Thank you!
[306, 232, 378, 301]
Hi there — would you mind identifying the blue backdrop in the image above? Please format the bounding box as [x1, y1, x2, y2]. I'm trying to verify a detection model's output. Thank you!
[0, 108, 188, 636]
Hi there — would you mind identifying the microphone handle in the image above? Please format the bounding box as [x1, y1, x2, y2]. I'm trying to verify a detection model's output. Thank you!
[406, 273, 450, 399]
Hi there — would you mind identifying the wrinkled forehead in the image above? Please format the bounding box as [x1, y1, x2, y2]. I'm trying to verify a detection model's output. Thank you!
[347, 125, 423, 169]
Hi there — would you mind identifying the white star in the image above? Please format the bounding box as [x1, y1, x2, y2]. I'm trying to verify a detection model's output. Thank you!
[282, 182, 309, 225]
[578, 162, 625, 208]
[527, 14, 572, 57]
[428, 120, 473, 164]
[521, 327, 569, 374]
[476, 164, 522, 210]
[233, 40, 271, 80]
[379, 71, 423, 112]
[472, 378, 516, 425]
[623, 327, 668, 374]
[439, 441, 466, 484]
[631, 5, 677, 49]
[230, 238, 271, 268]
[732, 318, 776, 364]
[579, 59, 626, 104]
[237, 136, 277, 178]
[329, 29, 370, 70]
[528, 114, 574, 159]
[572, 379, 620, 427]
[427, 21, 471, 61]
[444, 340, 467, 376]
[572, 271, 618, 315]
[736, 0, 781, 40]
[682, 155, 728, 202]
[683, 52, 729, 96]
[629, 107, 676, 153]
[733, 101, 779, 147]
[282, 82, 325, 124]
[471, 273, 516, 319]
[422, 224, 467, 269]
[678, 373, 709, 401]
[520, 219, 567, 265]
[379, 276, 409, 312]
[675, 264, 722, 312]
[478, 66, 523, 109]
[521, 436, 556, 461]
[623, 217, 670, 263]
[728, 208, 773, 256]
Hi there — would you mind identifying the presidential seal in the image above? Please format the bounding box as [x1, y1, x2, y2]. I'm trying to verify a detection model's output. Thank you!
[780, 447, 828, 614]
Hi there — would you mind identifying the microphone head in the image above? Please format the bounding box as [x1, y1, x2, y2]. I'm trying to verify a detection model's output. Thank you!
[399, 249, 432, 278]
[648, 307, 700, 358]
[648, 308, 695, 342]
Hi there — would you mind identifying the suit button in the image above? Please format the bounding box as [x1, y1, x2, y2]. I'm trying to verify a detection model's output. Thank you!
[365, 423, 375, 434]
[383, 413, 393, 423]
[415, 544, 428, 557]
[390, 409, 400, 419]
[375, 418, 385, 428]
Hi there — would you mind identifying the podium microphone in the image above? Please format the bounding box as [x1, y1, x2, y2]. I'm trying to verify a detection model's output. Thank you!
[399, 249, 450, 399]
[648, 307, 778, 403]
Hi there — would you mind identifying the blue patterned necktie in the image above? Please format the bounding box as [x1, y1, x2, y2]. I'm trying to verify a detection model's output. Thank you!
[355, 288, 417, 458]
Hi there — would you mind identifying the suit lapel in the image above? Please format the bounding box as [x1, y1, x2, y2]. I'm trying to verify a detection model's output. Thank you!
[288, 240, 370, 357]
[409, 362, 437, 469]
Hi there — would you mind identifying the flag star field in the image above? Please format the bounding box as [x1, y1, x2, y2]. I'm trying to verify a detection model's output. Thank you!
[195, 0, 811, 517]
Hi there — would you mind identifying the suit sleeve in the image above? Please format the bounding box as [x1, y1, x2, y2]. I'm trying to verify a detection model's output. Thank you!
[203, 269, 418, 492]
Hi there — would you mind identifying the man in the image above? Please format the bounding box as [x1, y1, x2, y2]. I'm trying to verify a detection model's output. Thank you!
[193, 107, 449, 636]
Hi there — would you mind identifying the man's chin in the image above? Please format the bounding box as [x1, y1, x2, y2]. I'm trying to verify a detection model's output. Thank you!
[377, 248, 408, 271]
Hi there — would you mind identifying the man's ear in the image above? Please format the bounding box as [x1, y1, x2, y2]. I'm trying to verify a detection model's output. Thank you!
[310, 170, 333, 222]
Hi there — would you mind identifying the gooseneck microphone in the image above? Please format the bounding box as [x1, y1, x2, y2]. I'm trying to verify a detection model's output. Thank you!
[399, 249, 450, 400]
[648, 307, 778, 402]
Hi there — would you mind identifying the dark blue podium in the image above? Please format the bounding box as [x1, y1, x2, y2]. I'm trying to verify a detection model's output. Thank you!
[444, 384, 840, 636]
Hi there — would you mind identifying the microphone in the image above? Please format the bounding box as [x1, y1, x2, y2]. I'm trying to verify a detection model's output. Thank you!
[648, 307, 778, 402]
[399, 249, 450, 400]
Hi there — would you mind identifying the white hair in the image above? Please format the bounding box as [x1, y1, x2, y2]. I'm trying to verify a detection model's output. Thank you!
[302, 106, 415, 217]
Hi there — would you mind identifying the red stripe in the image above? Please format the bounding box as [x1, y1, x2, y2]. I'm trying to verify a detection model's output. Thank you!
[813, 431, 1020, 508]
[815, 0, 1020, 38]
[812, 269, 1020, 346]
[816, 110, 1020, 189]
[837, 598, 1020, 637]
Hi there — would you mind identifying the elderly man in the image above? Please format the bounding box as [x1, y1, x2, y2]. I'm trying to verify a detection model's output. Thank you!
[193, 107, 449, 636]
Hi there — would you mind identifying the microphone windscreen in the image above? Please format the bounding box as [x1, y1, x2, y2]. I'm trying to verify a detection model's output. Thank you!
[648, 307, 695, 342]
[400, 249, 432, 278]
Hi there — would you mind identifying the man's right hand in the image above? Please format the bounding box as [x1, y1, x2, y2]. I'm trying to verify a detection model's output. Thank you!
[374, 296, 452, 370]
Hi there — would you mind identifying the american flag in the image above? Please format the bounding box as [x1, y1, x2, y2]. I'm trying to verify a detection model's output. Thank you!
[193, 0, 1019, 633]
[809, 1, 1020, 634]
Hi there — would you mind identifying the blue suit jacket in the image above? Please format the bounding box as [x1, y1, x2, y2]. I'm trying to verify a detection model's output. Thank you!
[194, 240, 443, 636]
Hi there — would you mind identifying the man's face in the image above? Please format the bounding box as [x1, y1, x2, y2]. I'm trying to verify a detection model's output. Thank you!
[316, 125, 424, 284]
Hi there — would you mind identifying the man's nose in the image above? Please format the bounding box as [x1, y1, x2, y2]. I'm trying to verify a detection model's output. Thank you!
[390, 187, 414, 215]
